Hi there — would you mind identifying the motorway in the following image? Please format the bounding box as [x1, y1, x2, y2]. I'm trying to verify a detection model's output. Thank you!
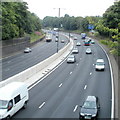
[12, 33, 112, 118]
[2, 33, 69, 80]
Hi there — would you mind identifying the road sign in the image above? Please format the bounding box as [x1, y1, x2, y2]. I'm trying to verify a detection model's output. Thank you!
[88, 24, 94, 30]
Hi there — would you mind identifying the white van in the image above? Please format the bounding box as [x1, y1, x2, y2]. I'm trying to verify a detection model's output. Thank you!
[0, 82, 29, 119]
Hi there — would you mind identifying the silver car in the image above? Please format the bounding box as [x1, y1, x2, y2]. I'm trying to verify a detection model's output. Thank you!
[76, 42, 81, 46]
[67, 55, 76, 63]
[24, 47, 31, 53]
[74, 37, 77, 40]
[72, 48, 79, 54]
[86, 48, 92, 54]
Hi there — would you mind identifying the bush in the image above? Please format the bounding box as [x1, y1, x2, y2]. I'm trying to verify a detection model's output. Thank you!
[100, 40, 108, 45]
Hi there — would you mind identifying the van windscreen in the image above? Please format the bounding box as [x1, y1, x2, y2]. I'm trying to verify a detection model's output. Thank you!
[0, 100, 8, 109]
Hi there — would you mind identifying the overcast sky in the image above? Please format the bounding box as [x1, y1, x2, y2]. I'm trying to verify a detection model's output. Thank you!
[23, 0, 114, 19]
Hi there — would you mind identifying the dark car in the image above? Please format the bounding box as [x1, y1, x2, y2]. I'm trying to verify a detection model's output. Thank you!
[79, 96, 100, 120]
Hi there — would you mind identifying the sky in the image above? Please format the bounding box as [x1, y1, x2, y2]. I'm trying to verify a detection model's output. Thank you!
[23, 0, 114, 19]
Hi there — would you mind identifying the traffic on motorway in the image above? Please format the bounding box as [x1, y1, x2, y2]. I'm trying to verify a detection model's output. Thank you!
[2, 33, 69, 80]
[0, 32, 112, 119]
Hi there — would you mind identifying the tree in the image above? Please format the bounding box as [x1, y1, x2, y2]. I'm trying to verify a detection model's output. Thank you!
[103, 1, 120, 29]
[2, 2, 42, 40]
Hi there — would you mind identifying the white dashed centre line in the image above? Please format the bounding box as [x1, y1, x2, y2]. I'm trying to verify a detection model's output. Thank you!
[70, 72, 72, 74]
[39, 102, 45, 109]
[59, 83, 63, 88]
[73, 105, 78, 112]
[90, 72, 92, 75]
[84, 85, 87, 90]
[7, 61, 11, 63]
[5, 68, 10, 71]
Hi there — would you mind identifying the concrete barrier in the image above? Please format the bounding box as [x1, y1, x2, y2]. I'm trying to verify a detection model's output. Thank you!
[0, 35, 74, 88]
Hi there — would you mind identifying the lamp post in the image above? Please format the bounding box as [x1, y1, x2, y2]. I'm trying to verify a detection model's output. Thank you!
[56, 8, 60, 53]
[54, 8, 61, 53]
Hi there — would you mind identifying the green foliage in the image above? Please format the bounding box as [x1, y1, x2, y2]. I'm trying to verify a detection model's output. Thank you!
[100, 40, 109, 45]
[42, 14, 92, 31]
[103, 1, 120, 29]
[2, 2, 42, 40]
[30, 32, 45, 43]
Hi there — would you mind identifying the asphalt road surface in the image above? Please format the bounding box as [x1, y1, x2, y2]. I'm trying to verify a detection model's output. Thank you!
[2, 33, 69, 80]
[13, 33, 112, 118]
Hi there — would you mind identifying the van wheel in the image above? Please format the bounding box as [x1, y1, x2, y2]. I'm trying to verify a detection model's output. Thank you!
[23, 102, 27, 109]
[6, 115, 11, 120]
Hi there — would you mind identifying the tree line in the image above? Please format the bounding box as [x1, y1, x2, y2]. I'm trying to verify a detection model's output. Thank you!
[1, 2, 42, 40]
[1, 1, 120, 55]
[42, 1, 120, 55]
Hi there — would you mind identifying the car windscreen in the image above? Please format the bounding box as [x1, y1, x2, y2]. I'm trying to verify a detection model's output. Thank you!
[68, 56, 74, 59]
[83, 101, 96, 109]
[96, 62, 104, 65]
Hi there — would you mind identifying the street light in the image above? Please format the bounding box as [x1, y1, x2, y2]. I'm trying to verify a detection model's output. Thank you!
[54, 8, 65, 53]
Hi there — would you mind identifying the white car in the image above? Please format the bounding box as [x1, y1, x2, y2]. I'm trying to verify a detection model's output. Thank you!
[76, 42, 81, 46]
[55, 38, 58, 42]
[24, 47, 31, 53]
[67, 55, 76, 63]
[72, 48, 79, 54]
[61, 40, 65, 43]
[86, 48, 92, 54]
[74, 37, 77, 40]
[91, 40, 95, 44]
[70, 34, 73, 37]
[95, 59, 105, 71]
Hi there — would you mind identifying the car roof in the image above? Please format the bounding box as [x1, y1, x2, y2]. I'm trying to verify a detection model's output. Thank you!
[69, 55, 74, 57]
[86, 48, 91, 50]
[86, 96, 96, 101]
[96, 59, 104, 62]
[73, 48, 78, 49]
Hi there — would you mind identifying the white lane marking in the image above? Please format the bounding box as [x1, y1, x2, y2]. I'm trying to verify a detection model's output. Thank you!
[5, 68, 10, 71]
[84, 85, 87, 90]
[70, 72, 72, 74]
[90, 72, 92, 75]
[93, 64, 94, 66]
[59, 83, 63, 88]
[39, 102, 45, 109]
[7, 61, 11, 63]
[73, 105, 78, 112]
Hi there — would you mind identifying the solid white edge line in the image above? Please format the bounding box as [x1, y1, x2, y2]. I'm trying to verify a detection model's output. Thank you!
[97, 42, 114, 118]
[39, 102, 45, 109]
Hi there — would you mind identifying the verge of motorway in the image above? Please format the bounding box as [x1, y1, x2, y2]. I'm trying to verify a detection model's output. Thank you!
[90, 37, 119, 119]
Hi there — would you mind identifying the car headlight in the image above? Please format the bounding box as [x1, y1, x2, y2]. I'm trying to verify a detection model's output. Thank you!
[80, 113, 84, 116]
[92, 114, 96, 117]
